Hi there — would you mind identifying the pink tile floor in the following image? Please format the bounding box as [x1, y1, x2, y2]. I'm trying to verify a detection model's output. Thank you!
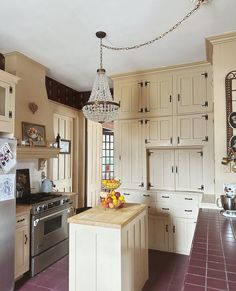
[15, 250, 189, 291]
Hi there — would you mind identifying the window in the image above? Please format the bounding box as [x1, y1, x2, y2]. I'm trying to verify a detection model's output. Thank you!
[102, 129, 114, 180]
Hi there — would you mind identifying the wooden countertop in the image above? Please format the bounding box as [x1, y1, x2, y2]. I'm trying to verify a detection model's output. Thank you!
[68, 203, 147, 229]
[55, 192, 78, 197]
[16, 205, 31, 215]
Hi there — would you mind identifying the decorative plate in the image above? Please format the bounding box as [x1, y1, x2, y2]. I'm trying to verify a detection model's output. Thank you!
[228, 112, 236, 129]
[229, 135, 236, 151]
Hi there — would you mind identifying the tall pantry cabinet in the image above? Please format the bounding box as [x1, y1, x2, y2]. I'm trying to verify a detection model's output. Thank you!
[113, 62, 214, 255]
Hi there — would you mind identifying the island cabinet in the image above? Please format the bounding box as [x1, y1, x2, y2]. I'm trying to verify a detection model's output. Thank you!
[68, 204, 148, 291]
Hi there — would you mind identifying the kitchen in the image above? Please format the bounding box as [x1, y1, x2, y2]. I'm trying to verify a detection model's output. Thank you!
[0, 1, 236, 291]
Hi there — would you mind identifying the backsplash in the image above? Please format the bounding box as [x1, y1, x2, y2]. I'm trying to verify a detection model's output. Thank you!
[16, 159, 47, 193]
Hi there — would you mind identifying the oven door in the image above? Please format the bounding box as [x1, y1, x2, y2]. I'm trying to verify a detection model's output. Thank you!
[31, 206, 70, 257]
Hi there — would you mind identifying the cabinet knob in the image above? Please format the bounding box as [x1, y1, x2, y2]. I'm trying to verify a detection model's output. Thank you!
[173, 226, 176, 233]
[165, 225, 169, 232]
[9, 111, 12, 118]
[138, 182, 144, 187]
[144, 108, 150, 113]
[138, 108, 144, 113]
[201, 101, 208, 107]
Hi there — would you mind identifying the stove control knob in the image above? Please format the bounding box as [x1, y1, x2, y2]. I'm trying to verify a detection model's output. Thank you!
[42, 204, 47, 210]
[36, 206, 42, 212]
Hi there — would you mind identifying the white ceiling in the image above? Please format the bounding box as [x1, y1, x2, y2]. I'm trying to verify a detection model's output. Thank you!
[0, 0, 236, 91]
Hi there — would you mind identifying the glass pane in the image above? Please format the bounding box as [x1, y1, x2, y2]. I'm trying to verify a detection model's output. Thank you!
[110, 150, 114, 156]
[232, 79, 236, 90]
[102, 165, 105, 171]
[110, 172, 114, 179]
[103, 135, 106, 142]
[0, 86, 6, 116]
[102, 173, 106, 179]
[110, 135, 114, 142]
[106, 150, 109, 156]
[106, 143, 109, 150]
[106, 157, 110, 164]
[110, 158, 114, 164]
[110, 165, 114, 171]
[110, 143, 114, 150]
[103, 150, 106, 156]
[102, 158, 105, 164]
[106, 172, 109, 179]
[106, 135, 109, 142]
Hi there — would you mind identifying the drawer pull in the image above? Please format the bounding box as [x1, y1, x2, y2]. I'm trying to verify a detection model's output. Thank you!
[17, 218, 25, 223]
[124, 193, 130, 196]
[184, 198, 193, 201]
[24, 234, 28, 245]
[173, 226, 176, 233]
[184, 209, 193, 212]
[162, 196, 170, 199]
[162, 207, 169, 211]
[143, 194, 150, 197]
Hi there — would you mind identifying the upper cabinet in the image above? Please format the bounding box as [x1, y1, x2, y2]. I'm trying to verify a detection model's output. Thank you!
[112, 63, 212, 120]
[0, 70, 19, 135]
[174, 68, 212, 115]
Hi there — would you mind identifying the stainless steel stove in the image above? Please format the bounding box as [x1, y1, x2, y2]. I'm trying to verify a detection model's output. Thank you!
[17, 193, 71, 276]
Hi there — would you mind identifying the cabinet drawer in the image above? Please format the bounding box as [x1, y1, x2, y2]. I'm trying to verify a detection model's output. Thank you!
[172, 207, 199, 219]
[156, 193, 175, 203]
[155, 203, 173, 216]
[173, 194, 200, 206]
[16, 214, 29, 229]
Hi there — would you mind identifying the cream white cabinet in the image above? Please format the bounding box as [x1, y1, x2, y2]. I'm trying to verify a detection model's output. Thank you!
[148, 149, 203, 192]
[113, 63, 212, 120]
[148, 214, 169, 252]
[145, 116, 173, 146]
[114, 120, 145, 189]
[174, 67, 212, 115]
[15, 212, 30, 279]
[0, 70, 19, 135]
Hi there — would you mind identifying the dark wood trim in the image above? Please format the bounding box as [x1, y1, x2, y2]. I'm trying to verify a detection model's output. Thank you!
[45, 76, 90, 110]
[0, 53, 5, 71]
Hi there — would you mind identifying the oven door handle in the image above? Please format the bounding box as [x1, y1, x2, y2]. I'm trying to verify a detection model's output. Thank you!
[33, 208, 70, 227]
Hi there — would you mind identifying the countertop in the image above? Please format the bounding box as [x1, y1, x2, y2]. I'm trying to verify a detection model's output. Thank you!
[183, 209, 236, 291]
[68, 203, 147, 229]
[16, 204, 31, 215]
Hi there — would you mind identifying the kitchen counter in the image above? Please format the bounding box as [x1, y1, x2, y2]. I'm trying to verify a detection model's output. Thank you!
[68, 203, 147, 228]
[183, 209, 236, 291]
[68, 203, 148, 291]
[16, 204, 31, 215]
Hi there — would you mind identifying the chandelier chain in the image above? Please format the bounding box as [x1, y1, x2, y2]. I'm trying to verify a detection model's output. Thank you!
[102, 0, 205, 51]
[100, 38, 103, 69]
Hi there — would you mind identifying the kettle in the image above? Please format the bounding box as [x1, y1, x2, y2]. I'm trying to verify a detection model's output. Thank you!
[40, 178, 55, 193]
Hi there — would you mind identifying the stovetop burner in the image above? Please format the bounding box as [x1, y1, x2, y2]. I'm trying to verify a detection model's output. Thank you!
[221, 210, 236, 218]
[16, 193, 62, 205]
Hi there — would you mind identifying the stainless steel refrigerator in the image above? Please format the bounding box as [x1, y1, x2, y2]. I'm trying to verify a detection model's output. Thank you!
[0, 138, 17, 291]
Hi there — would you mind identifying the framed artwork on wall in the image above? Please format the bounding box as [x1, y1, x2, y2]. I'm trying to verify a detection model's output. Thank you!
[60, 139, 71, 154]
[22, 122, 46, 146]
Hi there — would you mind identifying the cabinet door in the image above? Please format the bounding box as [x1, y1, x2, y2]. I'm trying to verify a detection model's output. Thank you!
[148, 150, 175, 190]
[176, 114, 207, 146]
[0, 80, 14, 133]
[175, 149, 203, 192]
[115, 120, 144, 189]
[146, 75, 173, 116]
[15, 226, 29, 279]
[175, 68, 212, 114]
[145, 116, 173, 146]
[172, 217, 196, 255]
[148, 215, 169, 251]
[114, 80, 142, 119]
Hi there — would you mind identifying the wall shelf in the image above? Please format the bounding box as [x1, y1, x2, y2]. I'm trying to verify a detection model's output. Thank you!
[17, 146, 60, 160]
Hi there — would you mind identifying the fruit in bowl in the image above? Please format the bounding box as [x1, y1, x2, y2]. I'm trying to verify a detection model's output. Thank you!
[101, 191, 125, 209]
[102, 179, 121, 190]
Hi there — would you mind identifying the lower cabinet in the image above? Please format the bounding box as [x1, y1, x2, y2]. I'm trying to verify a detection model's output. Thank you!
[15, 213, 30, 279]
[148, 213, 197, 255]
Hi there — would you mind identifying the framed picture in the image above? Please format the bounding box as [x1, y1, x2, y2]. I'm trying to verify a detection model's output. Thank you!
[22, 122, 46, 146]
[16, 169, 31, 197]
[60, 139, 71, 154]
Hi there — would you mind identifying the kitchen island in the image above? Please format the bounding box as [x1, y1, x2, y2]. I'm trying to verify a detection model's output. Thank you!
[68, 203, 148, 291]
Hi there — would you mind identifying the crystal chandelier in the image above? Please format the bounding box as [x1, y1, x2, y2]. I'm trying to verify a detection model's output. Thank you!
[82, 31, 120, 124]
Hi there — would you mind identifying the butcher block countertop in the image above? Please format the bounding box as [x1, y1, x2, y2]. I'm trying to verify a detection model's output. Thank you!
[16, 204, 31, 215]
[68, 203, 147, 229]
